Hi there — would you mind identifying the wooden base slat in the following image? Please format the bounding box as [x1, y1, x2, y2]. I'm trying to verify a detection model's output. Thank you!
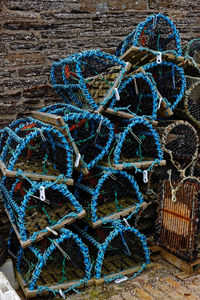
[0, 159, 73, 185]
[94, 263, 153, 286]
[100, 159, 166, 171]
[90, 204, 145, 228]
[16, 271, 94, 298]
[158, 247, 200, 279]
[5, 208, 86, 248]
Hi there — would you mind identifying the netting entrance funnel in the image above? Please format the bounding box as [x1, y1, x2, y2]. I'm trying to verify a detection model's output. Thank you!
[51, 50, 127, 111]
[73, 220, 150, 282]
[143, 61, 186, 112]
[40, 104, 114, 170]
[75, 168, 144, 227]
[133, 14, 182, 55]
[0, 118, 73, 181]
[0, 176, 85, 247]
[16, 228, 92, 296]
[112, 117, 163, 172]
[109, 73, 159, 119]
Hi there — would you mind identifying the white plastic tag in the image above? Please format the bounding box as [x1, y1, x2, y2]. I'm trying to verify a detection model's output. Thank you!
[157, 97, 162, 110]
[46, 227, 58, 236]
[115, 88, 120, 101]
[123, 218, 130, 227]
[156, 52, 162, 64]
[39, 186, 46, 201]
[115, 276, 128, 284]
[143, 170, 148, 183]
[75, 153, 81, 168]
[59, 289, 66, 299]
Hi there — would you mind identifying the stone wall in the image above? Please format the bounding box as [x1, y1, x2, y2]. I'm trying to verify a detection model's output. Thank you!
[1, 0, 200, 127]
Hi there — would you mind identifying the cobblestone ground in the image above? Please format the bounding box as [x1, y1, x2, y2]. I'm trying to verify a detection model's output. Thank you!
[17, 259, 200, 299]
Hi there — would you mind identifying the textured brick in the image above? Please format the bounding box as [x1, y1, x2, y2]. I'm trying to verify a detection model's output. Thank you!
[1, 33, 38, 42]
[2, 77, 47, 90]
[18, 66, 50, 77]
[9, 41, 56, 51]
[5, 0, 80, 12]
[2, 11, 38, 20]
[149, 0, 200, 10]
[0, 53, 45, 67]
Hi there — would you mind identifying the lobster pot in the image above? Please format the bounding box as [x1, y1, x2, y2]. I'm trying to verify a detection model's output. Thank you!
[158, 179, 200, 262]
[16, 228, 92, 296]
[0, 177, 85, 248]
[183, 38, 200, 76]
[50, 55, 90, 108]
[75, 168, 144, 227]
[113, 117, 163, 171]
[133, 13, 182, 55]
[52, 50, 127, 110]
[40, 104, 114, 170]
[143, 62, 186, 111]
[184, 81, 200, 128]
[109, 73, 159, 119]
[0, 118, 73, 180]
[157, 120, 199, 170]
[73, 220, 150, 281]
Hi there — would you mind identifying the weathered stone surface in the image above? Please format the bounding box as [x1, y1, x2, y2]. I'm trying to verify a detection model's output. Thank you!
[5, 0, 80, 12]
[9, 41, 56, 51]
[149, 0, 200, 10]
[1, 33, 37, 42]
[0, 53, 45, 67]
[0, 0, 199, 129]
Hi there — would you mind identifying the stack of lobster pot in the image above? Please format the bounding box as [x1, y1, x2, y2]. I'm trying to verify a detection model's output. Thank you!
[2, 12, 200, 299]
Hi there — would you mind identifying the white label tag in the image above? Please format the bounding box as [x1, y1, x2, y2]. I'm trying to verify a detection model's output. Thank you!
[156, 52, 162, 64]
[39, 186, 46, 201]
[115, 88, 120, 101]
[143, 170, 148, 183]
[59, 289, 66, 299]
[123, 218, 130, 227]
[115, 276, 128, 284]
[75, 153, 81, 168]
[46, 227, 58, 236]
[157, 97, 162, 110]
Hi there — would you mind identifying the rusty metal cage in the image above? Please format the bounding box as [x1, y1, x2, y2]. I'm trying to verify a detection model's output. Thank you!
[158, 179, 200, 262]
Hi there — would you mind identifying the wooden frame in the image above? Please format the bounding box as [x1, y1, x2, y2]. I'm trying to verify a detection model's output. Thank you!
[100, 107, 158, 125]
[94, 263, 153, 286]
[32, 111, 89, 175]
[100, 159, 166, 171]
[120, 46, 200, 69]
[0, 159, 73, 185]
[95, 62, 132, 114]
[5, 208, 86, 248]
[16, 271, 94, 298]
[90, 204, 145, 228]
